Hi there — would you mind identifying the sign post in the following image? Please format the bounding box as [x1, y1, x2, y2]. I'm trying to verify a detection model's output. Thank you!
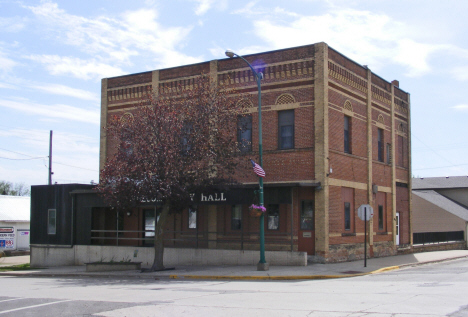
[357, 205, 373, 267]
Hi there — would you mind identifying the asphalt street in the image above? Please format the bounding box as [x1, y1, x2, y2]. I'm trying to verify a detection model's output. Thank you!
[1, 257, 468, 316]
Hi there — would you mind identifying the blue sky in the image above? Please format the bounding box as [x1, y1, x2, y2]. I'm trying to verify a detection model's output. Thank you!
[1, 0, 467, 186]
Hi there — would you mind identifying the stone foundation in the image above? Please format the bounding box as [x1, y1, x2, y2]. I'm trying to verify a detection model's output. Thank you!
[311, 241, 396, 263]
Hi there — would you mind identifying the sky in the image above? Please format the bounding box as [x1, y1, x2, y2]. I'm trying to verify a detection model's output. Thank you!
[1, 0, 468, 187]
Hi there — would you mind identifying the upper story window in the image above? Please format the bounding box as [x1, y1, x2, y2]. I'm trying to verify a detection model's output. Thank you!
[398, 135, 404, 167]
[386, 143, 392, 165]
[378, 128, 384, 162]
[237, 115, 252, 153]
[378, 205, 384, 230]
[344, 115, 351, 154]
[181, 122, 193, 155]
[278, 110, 294, 150]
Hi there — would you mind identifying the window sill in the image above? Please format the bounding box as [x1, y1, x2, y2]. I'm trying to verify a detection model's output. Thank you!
[342, 232, 356, 237]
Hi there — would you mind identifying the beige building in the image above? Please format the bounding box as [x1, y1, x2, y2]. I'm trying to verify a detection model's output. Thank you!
[412, 176, 468, 247]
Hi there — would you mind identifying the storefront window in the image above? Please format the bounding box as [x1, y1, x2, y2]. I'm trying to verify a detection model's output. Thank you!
[231, 205, 242, 230]
[188, 206, 197, 229]
[267, 204, 279, 230]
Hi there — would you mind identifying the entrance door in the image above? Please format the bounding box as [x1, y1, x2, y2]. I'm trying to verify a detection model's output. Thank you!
[298, 200, 315, 255]
[395, 212, 400, 246]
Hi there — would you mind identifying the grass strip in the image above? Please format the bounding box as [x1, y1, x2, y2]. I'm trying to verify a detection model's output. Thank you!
[0, 263, 32, 272]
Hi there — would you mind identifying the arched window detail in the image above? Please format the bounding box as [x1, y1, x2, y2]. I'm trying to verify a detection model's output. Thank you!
[344, 100, 353, 112]
[236, 99, 254, 109]
[398, 123, 405, 132]
[275, 93, 295, 105]
[120, 112, 134, 125]
[377, 114, 384, 124]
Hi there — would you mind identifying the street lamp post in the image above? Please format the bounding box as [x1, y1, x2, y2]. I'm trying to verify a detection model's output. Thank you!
[225, 49, 268, 271]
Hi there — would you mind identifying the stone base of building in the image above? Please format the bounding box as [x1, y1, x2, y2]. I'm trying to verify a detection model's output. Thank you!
[30, 245, 307, 268]
[310, 242, 397, 263]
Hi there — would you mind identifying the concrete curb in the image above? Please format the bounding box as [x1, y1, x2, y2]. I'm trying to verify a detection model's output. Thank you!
[168, 265, 401, 281]
[0, 255, 466, 281]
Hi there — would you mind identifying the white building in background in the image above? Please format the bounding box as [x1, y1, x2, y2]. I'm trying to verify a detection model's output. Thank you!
[0, 196, 30, 251]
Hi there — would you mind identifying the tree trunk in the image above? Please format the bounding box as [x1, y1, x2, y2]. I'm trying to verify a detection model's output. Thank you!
[150, 203, 170, 271]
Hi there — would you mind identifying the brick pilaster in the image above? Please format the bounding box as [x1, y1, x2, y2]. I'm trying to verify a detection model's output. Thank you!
[314, 42, 329, 260]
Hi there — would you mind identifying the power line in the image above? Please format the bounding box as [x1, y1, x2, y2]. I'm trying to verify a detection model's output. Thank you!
[0, 147, 37, 158]
[413, 163, 468, 171]
[54, 162, 98, 172]
[0, 147, 97, 172]
[0, 156, 46, 160]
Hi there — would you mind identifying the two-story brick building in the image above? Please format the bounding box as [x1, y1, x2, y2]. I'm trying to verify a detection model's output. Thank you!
[30, 42, 411, 267]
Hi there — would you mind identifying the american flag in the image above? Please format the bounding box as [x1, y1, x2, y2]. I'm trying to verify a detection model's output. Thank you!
[250, 159, 265, 178]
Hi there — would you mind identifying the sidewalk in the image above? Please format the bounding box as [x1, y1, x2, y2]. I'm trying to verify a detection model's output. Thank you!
[1, 250, 467, 280]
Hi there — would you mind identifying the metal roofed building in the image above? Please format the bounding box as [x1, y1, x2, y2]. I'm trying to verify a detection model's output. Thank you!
[0, 195, 31, 251]
[412, 176, 468, 248]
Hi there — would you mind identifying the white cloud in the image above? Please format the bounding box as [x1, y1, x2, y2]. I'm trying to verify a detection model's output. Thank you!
[0, 50, 17, 73]
[0, 17, 26, 32]
[452, 104, 468, 112]
[0, 82, 17, 89]
[25, 2, 199, 75]
[245, 7, 449, 77]
[25, 55, 124, 80]
[451, 67, 468, 81]
[231, 1, 258, 15]
[30, 83, 99, 101]
[0, 98, 99, 124]
[192, 0, 228, 15]
[194, 0, 215, 15]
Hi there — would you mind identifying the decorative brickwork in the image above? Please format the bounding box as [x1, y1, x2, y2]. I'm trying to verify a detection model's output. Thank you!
[100, 42, 412, 263]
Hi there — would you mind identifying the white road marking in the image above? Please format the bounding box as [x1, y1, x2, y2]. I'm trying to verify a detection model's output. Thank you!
[0, 298, 23, 303]
[0, 299, 73, 314]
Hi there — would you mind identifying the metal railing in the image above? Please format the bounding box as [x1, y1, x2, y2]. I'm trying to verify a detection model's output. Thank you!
[413, 231, 464, 245]
[90, 229, 295, 250]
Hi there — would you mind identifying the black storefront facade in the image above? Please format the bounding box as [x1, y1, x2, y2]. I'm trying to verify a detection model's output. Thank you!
[30, 183, 318, 267]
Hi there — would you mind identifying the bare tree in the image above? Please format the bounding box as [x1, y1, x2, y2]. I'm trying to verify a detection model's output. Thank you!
[97, 75, 250, 271]
[0, 181, 30, 196]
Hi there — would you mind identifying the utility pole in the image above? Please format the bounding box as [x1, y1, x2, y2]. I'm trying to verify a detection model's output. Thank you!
[48, 130, 53, 185]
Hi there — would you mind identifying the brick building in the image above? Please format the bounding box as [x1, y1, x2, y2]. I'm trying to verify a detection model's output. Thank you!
[29, 42, 411, 267]
[95, 42, 411, 263]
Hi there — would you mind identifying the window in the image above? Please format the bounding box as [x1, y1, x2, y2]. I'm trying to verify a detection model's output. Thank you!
[237, 115, 252, 153]
[344, 202, 351, 231]
[342, 187, 354, 232]
[188, 206, 197, 229]
[48, 209, 56, 235]
[181, 122, 193, 154]
[378, 205, 384, 230]
[231, 205, 242, 230]
[300, 200, 314, 230]
[267, 204, 279, 230]
[398, 135, 404, 167]
[278, 110, 294, 149]
[120, 130, 133, 158]
[386, 143, 392, 164]
[117, 211, 124, 236]
[378, 128, 384, 162]
[344, 116, 351, 154]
